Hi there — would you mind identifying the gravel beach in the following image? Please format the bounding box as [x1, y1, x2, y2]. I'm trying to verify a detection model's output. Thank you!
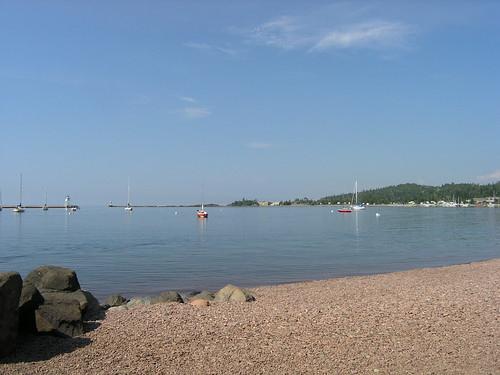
[2, 259, 499, 374]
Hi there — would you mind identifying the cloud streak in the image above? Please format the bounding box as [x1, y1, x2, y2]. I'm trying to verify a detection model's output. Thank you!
[312, 22, 411, 51]
[184, 42, 237, 56]
[249, 16, 311, 50]
[245, 16, 412, 53]
[179, 96, 196, 103]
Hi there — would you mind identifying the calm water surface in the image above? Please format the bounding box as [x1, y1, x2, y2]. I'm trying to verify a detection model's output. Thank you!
[0, 207, 498, 300]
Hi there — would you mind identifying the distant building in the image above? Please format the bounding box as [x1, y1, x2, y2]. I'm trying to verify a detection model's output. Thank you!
[474, 197, 498, 205]
[257, 201, 269, 206]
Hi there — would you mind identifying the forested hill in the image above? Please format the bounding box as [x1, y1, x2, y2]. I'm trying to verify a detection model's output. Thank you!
[317, 182, 500, 205]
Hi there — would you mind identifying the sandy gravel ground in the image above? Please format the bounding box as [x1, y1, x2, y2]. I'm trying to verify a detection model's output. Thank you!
[2, 259, 499, 374]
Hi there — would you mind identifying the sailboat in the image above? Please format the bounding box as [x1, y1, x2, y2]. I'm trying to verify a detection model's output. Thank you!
[351, 180, 366, 211]
[13, 174, 25, 213]
[124, 178, 133, 212]
[0, 189, 3, 211]
[196, 203, 208, 218]
[42, 191, 48, 211]
[338, 180, 365, 213]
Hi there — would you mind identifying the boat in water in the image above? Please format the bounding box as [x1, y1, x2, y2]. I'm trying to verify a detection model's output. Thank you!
[13, 174, 25, 213]
[338, 180, 365, 213]
[351, 181, 366, 210]
[124, 178, 133, 212]
[42, 191, 48, 211]
[196, 204, 208, 218]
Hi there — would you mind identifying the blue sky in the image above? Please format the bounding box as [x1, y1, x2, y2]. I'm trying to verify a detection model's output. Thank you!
[0, 1, 499, 205]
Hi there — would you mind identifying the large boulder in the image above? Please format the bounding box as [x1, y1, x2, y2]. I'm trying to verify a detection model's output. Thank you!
[214, 284, 255, 302]
[35, 300, 83, 337]
[82, 291, 105, 321]
[0, 272, 23, 357]
[151, 291, 183, 304]
[18, 283, 44, 333]
[189, 290, 215, 301]
[25, 265, 80, 292]
[41, 290, 88, 311]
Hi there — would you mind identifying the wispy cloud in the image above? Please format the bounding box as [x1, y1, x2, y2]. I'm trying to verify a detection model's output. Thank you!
[179, 96, 197, 103]
[478, 169, 500, 181]
[248, 142, 272, 149]
[245, 15, 413, 53]
[248, 16, 312, 50]
[181, 106, 211, 119]
[312, 21, 411, 51]
[184, 42, 237, 56]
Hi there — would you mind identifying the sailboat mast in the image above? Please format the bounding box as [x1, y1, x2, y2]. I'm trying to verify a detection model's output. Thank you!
[19, 173, 23, 206]
[127, 178, 130, 205]
[355, 180, 358, 205]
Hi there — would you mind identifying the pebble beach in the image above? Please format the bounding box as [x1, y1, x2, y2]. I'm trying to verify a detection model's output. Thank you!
[2, 259, 499, 374]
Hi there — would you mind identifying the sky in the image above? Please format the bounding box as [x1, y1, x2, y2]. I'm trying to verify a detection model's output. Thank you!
[0, 0, 499, 205]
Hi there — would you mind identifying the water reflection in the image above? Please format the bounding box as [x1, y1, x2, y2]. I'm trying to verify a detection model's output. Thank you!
[197, 217, 207, 237]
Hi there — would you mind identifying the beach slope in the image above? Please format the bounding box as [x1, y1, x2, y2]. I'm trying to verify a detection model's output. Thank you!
[2, 259, 499, 374]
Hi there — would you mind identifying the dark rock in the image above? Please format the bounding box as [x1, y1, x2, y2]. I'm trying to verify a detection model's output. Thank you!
[189, 290, 215, 301]
[185, 290, 202, 299]
[41, 290, 88, 311]
[151, 291, 183, 304]
[18, 283, 44, 333]
[214, 284, 255, 302]
[35, 301, 83, 337]
[82, 291, 105, 321]
[104, 294, 128, 307]
[0, 272, 23, 357]
[25, 265, 80, 292]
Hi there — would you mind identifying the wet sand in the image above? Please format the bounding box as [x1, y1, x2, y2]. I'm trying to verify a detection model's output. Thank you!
[2, 259, 499, 374]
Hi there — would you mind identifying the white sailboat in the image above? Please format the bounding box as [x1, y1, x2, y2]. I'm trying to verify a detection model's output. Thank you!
[351, 180, 366, 211]
[42, 191, 48, 211]
[13, 173, 25, 213]
[0, 189, 3, 211]
[124, 178, 133, 212]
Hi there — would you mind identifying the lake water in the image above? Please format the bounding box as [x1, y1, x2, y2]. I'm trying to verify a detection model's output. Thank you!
[0, 206, 499, 300]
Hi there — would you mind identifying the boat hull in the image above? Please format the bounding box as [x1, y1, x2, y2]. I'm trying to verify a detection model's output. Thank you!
[197, 211, 208, 218]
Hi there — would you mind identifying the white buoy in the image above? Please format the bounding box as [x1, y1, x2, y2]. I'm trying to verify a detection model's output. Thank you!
[330, 209, 334, 213]
[174, 211, 178, 215]
[375, 212, 381, 217]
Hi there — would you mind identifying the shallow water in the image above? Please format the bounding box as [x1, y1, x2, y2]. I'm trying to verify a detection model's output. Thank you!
[0, 206, 498, 300]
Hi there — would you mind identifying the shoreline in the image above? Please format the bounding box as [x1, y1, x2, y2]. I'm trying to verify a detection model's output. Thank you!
[2, 258, 499, 374]
[89, 256, 500, 302]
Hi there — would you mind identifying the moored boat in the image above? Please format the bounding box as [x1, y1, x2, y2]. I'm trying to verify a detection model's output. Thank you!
[196, 204, 208, 218]
[13, 174, 25, 213]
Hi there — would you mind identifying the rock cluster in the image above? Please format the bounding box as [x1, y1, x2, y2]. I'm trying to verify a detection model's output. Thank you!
[107, 285, 255, 311]
[0, 266, 106, 358]
[21, 265, 103, 338]
[1, 265, 256, 359]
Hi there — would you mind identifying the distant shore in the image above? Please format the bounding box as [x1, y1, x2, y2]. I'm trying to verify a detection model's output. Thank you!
[3, 258, 499, 374]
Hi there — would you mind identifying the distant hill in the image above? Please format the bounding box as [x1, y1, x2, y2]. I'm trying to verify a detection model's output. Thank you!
[317, 182, 500, 205]
[229, 199, 259, 207]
